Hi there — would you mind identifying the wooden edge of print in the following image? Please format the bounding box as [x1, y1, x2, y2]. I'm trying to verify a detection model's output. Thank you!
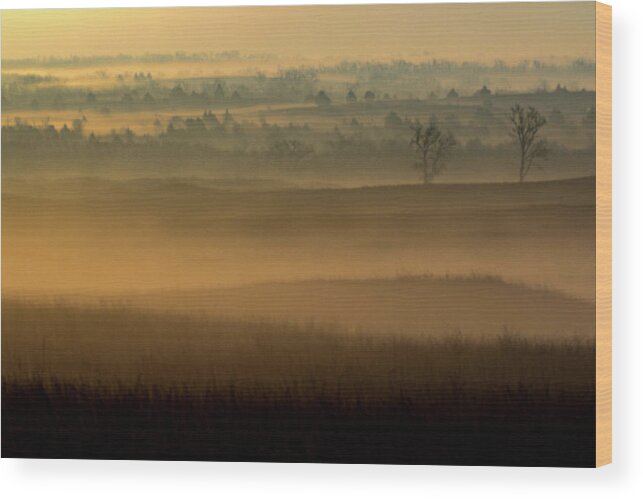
[595, 1, 612, 468]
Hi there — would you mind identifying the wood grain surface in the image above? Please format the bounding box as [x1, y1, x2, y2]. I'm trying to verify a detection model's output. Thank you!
[596, 1, 612, 468]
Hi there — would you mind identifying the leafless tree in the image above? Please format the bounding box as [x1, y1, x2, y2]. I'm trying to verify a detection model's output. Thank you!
[510, 104, 548, 183]
[410, 121, 456, 185]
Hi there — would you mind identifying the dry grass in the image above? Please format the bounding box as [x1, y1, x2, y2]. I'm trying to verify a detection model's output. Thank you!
[2, 299, 595, 395]
[2, 300, 596, 465]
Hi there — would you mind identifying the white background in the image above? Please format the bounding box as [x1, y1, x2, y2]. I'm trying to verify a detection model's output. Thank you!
[1, 0, 641, 497]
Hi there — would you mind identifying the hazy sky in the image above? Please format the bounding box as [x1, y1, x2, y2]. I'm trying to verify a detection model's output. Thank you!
[2, 2, 595, 63]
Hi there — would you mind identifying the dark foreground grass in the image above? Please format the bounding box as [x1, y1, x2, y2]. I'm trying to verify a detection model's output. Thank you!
[3, 379, 595, 466]
[2, 300, 595, 466]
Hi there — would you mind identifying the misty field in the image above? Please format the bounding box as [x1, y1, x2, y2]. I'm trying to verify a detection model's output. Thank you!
[1, 172, 597, 465]
[2, 300, 595, 465]
[2, 176, 596, 299]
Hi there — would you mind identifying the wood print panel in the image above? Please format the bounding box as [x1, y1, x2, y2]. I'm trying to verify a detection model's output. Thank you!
[1, 2, 610, 467]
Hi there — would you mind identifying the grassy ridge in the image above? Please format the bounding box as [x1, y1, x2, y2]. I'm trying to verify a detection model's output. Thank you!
[138, 275, 595, 339]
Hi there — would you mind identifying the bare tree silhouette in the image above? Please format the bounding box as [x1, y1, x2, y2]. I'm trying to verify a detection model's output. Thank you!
[410, 121, 456, 185]
[510, 104, 549, 183]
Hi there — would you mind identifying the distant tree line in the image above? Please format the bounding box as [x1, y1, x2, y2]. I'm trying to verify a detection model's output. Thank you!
[3, 100, 562, 186]
[2, 51, 273, 69]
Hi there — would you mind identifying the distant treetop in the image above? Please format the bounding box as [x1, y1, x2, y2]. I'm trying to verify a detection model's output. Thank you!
[475, 85, 492, 97]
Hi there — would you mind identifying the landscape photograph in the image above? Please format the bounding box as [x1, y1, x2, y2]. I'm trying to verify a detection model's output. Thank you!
[2, 2, 598, 466]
